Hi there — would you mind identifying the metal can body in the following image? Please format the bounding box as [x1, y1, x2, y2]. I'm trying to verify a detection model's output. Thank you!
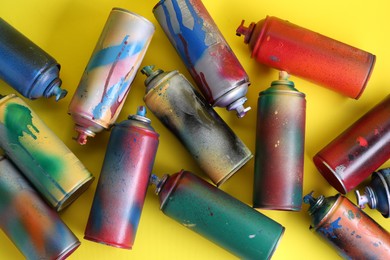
[153, 0, 251, 117]
[254, 72, 306, 211]
[84, 107, 159, 249]
[0, 94, 94, 211]
[142, 66, 252, 186]
[313, 94, 390, 194]
[0, 156, 80, 259]
[236, 16, 376, 99]
[304, 193, 390, 259]
[68, 8, 155, 145]
[0, 18, 67, 101]
[153, 170, 285, 259]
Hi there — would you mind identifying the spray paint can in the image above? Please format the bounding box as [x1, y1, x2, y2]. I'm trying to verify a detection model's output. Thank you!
[0, 156, 80, 259]
[141, 65, 252, 186]
[150, 170, 285, 259]
[0, 18, 67, 101]
[84, 106, 159, 249]
[0, 94, 94, 211]
[313, 94, 390, 194]
[303, 192, 390, 259]
[254, 71, 306, 211]
[355, 168, 390, 218]
[153, 0, 251, 117]
[68, 8, 155, 145]
[236, 16, 376, 99]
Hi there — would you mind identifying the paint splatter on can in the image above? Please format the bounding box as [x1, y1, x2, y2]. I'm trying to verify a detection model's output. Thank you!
[236, 16, 376, 99]
[68, 8, 155, 145]
[0, 18, 67, 100]
[150, 170, 285, 259]
[0, 156, 80, 259]
[141, 65, 252, 186]
[0, 94, 94, 211]
[254, 71, 306, 211]
[303, 192, 390, 259]
[313, 94, 390, 194]
[153, 0, 251, 117]
[84, 106, 159, 249]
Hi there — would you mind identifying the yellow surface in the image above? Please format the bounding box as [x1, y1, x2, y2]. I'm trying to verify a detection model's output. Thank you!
[1, 0, 389, 259]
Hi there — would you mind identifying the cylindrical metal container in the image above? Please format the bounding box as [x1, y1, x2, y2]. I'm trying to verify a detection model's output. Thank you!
[236, 16, 376, 99]
[153, 0, 251, 117]
[141, 66, 252, 186]
[254, 71, 306, 211]
[84, 106, 159, 249]
[0, 94, 94, 211]
[313, 94, 390, 194]
[0, 156, 80, 259]
[0, 18, 67, 101]
[68, 8, 155, 145]
[355, 168, 390, 218]
[303, 192, 390, 259]
[150, 170, 285, 259]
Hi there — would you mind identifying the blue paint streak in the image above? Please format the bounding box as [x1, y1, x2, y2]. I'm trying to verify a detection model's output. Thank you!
[318, 217, 342, 239]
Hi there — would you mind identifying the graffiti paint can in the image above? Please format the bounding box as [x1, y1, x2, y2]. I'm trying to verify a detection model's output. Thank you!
[85, 106, 159, 249]
[141, 65, 252, 186]
[150, 170, 285, 259]
[303, 192, 390, 259]
[0, 94, 94, 211]
[254, 71, 306, 211]
[236, 16, 376, 99]
[68, 8, 155, 145]
[153, 0, 251, 117]
[0, 156, 80, 259]
[0, 18, 67, 100]
[313, 94, 390, 194]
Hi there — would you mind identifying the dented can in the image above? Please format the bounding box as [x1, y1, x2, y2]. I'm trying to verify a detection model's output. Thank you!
[0, 94, 94, 211]
[0, 18, 67, 100]
[84, 106, 159, 249]
[150, 170, 285, 259]
[68, 8, 155, 145]
[313, 94, 390, 194]
[153, 0, 251, 117]
[303, 192, 390, 259]
[254, 72, 306, 211]
[0, 156, 80, 259]
[141, 66, 252, 186]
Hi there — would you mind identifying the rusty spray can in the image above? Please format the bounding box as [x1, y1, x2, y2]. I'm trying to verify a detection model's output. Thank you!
[68, 8, 155, 145]
[0, 156, 80, 259]
[0, 18, 67, 100]
[84, 106, 159, 249]
[313, 94, 390, 194]
[153, 0, 251, 117]
[303, 192, 390, 259]
[141, 65, 252, 186]
[236, 16, 376, 99]
[254, 71, 306, 211]
[150, 170, 285, 259]
[0, 94, 94, 211]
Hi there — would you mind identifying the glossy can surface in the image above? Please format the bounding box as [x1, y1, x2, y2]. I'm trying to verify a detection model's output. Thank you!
[68, 8, 155, 144]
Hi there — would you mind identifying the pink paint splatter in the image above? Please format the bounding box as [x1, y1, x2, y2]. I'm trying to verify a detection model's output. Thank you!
[356, 136, 368, 147]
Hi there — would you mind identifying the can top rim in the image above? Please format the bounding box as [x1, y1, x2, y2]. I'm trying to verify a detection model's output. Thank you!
[112, 7, 156, 28]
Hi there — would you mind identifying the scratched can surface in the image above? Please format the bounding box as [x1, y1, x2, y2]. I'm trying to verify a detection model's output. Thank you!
[236, 16, 376, 99]
[0, 156, 80, 259]
[0, 18, 67, 100]
[313, 94, 390, 194]
[84, 106, 159, 249]
[153, 0, 251, 117]
[142, 66, 252, 186]
[304, 192, 390, 259]
[68, 8, 155, 145]
[254, 72, 306, 211]
[0, 94, 94, 211]
[150, 170, 285, 259]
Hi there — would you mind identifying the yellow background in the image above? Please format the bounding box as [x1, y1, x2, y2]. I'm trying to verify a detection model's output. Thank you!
[1, 0, 389, 259]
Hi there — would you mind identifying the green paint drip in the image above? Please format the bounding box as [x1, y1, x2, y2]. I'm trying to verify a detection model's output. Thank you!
[5, 103, 39, 143]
